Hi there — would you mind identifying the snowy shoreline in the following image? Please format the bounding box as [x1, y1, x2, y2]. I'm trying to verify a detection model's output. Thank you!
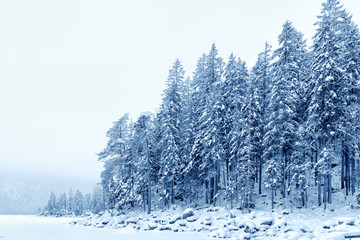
[74, 206, 360, 239]
[0, 215, 211, 240]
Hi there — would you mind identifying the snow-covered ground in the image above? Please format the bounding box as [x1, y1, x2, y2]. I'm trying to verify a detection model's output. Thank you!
[3, 207, 360, 240]
[0, 215, 211, 240]
[76, 206, 360, 240]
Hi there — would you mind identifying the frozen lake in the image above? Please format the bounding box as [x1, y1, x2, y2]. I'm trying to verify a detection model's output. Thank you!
[0, 215, 211, 240]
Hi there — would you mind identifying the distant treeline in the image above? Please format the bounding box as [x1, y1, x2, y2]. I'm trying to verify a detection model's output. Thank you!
[41, 186, 105, 216]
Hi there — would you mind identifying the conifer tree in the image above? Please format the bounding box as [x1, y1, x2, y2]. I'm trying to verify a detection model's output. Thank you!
[251, 43, 272, 195]
[308, 0, 352, 207]
[98, 113, 130, 209]
[158, 59, 185, 206]
[264, 21, 308, 203]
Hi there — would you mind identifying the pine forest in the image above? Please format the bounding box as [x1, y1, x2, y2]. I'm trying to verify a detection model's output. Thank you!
[97, 0, 360, 214]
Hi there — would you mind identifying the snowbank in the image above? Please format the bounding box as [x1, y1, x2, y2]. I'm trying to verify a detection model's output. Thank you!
[75, 206, 360, 239]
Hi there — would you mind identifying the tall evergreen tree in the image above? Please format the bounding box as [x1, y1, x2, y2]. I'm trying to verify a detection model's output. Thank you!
[307, 0, 353, 207]
[223, 54, 248, 183]
[251, 43, 272, 195]
[197, 44, 225, 206]
[132, 113, 156, 214]
[179, 76, 195, 203]
[185, 54, 207, 205]
[158, 59, 185, 206]
[74, 190, 84, 216]
[223, 54, 251, 208]
[57, 192, 67, 215]
[98, 113, 130, 209]
[264, 21, 308, 204]
[46, 192, 57, 215]
[67, 188, 74, 214]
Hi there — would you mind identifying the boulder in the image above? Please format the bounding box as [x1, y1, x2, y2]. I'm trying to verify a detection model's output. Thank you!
[126, 217, 137, 224]
[182, 208, 195, 219]
[260, 220, 273, 226]
[169, 214, 181, 224]
[147, 222, 158, 230]
[186, 216, 198, 222]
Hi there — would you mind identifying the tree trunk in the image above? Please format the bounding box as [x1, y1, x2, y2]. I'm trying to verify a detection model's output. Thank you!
[345, 143, 350, 196]
[171, 177, 175, 205]
[282, 148, 286, 199]
[341, 139, 345, 189]
[314, 149, 318, 186]
[351, 150, 356, 195]
[328, 174, 332, 204]
[259, 156, 263, 195]
[318, 174, 321, 207]
[323, 176, 327, 210]
[146, 140, 151, 214]
[305, 186, 308, 209]
[205, 180, 209, 205]
[287, 152, 291, 196]
[214, 175, 218, 207]
[143, 191, 146, 212]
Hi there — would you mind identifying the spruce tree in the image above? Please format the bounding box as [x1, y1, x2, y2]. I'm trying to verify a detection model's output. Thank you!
[251, 43, 272, 196]
[158, 59, 185, 206]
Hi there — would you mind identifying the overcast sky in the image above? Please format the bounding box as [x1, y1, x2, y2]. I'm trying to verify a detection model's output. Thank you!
[1, 0, 359, 189]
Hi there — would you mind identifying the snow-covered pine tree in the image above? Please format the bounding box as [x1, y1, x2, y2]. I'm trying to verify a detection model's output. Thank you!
[114, 120, 138, 210]
[57, 192, 67, 216]
[158, 59, 185, 206]
[98, 113, 130, 209]
[196, 44, 225, 206]
[223, 54, 252, 209]
[223, 54, 248, 184]
[74, 190, 84, 216]
[91, 185, 106, 214]
[46, 192, 57, 215]
[83, 193, 91, 213]
[132, 113, 156, 214]
[335, 5, 360, 196]
[186, 54, 207, 205]
[250, 43, 272, 196]
[179, 76, 195, 204]
[67, 188, 74, 214]
[345, 25, 360, 194]
[308, 0, 352, 207]
[264, 21, 308, 205]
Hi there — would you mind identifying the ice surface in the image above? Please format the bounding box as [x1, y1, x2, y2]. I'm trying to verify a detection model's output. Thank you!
[0, 215, 211, 240]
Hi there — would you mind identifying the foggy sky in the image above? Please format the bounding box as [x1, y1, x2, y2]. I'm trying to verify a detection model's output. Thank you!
[1, 0, 359, 188]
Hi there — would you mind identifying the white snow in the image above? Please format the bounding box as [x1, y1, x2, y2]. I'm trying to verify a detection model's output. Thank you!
[4, 206, 360, 240]
[0, 215, 211, 240]
[76, 206, 360, 239]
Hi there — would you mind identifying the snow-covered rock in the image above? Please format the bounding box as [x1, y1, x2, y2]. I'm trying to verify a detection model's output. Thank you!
[158, 225, 172, 231]
[209, 228, 230, 238]
[260, 219, 273, 226]
[126, 217, 138, 224]
[186, 215, 198, 222]
[207, 207, 221, 212]
[338, 217, 355, 226]
[182, 208, 195, 219]
[323, 219, 338, 229]
[169, 214, 181, 224]
[229, 210, 236, 219]
[78, 206, 360, 240]
[146, 221, 158, 230]
[177, 220, 187, 227]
